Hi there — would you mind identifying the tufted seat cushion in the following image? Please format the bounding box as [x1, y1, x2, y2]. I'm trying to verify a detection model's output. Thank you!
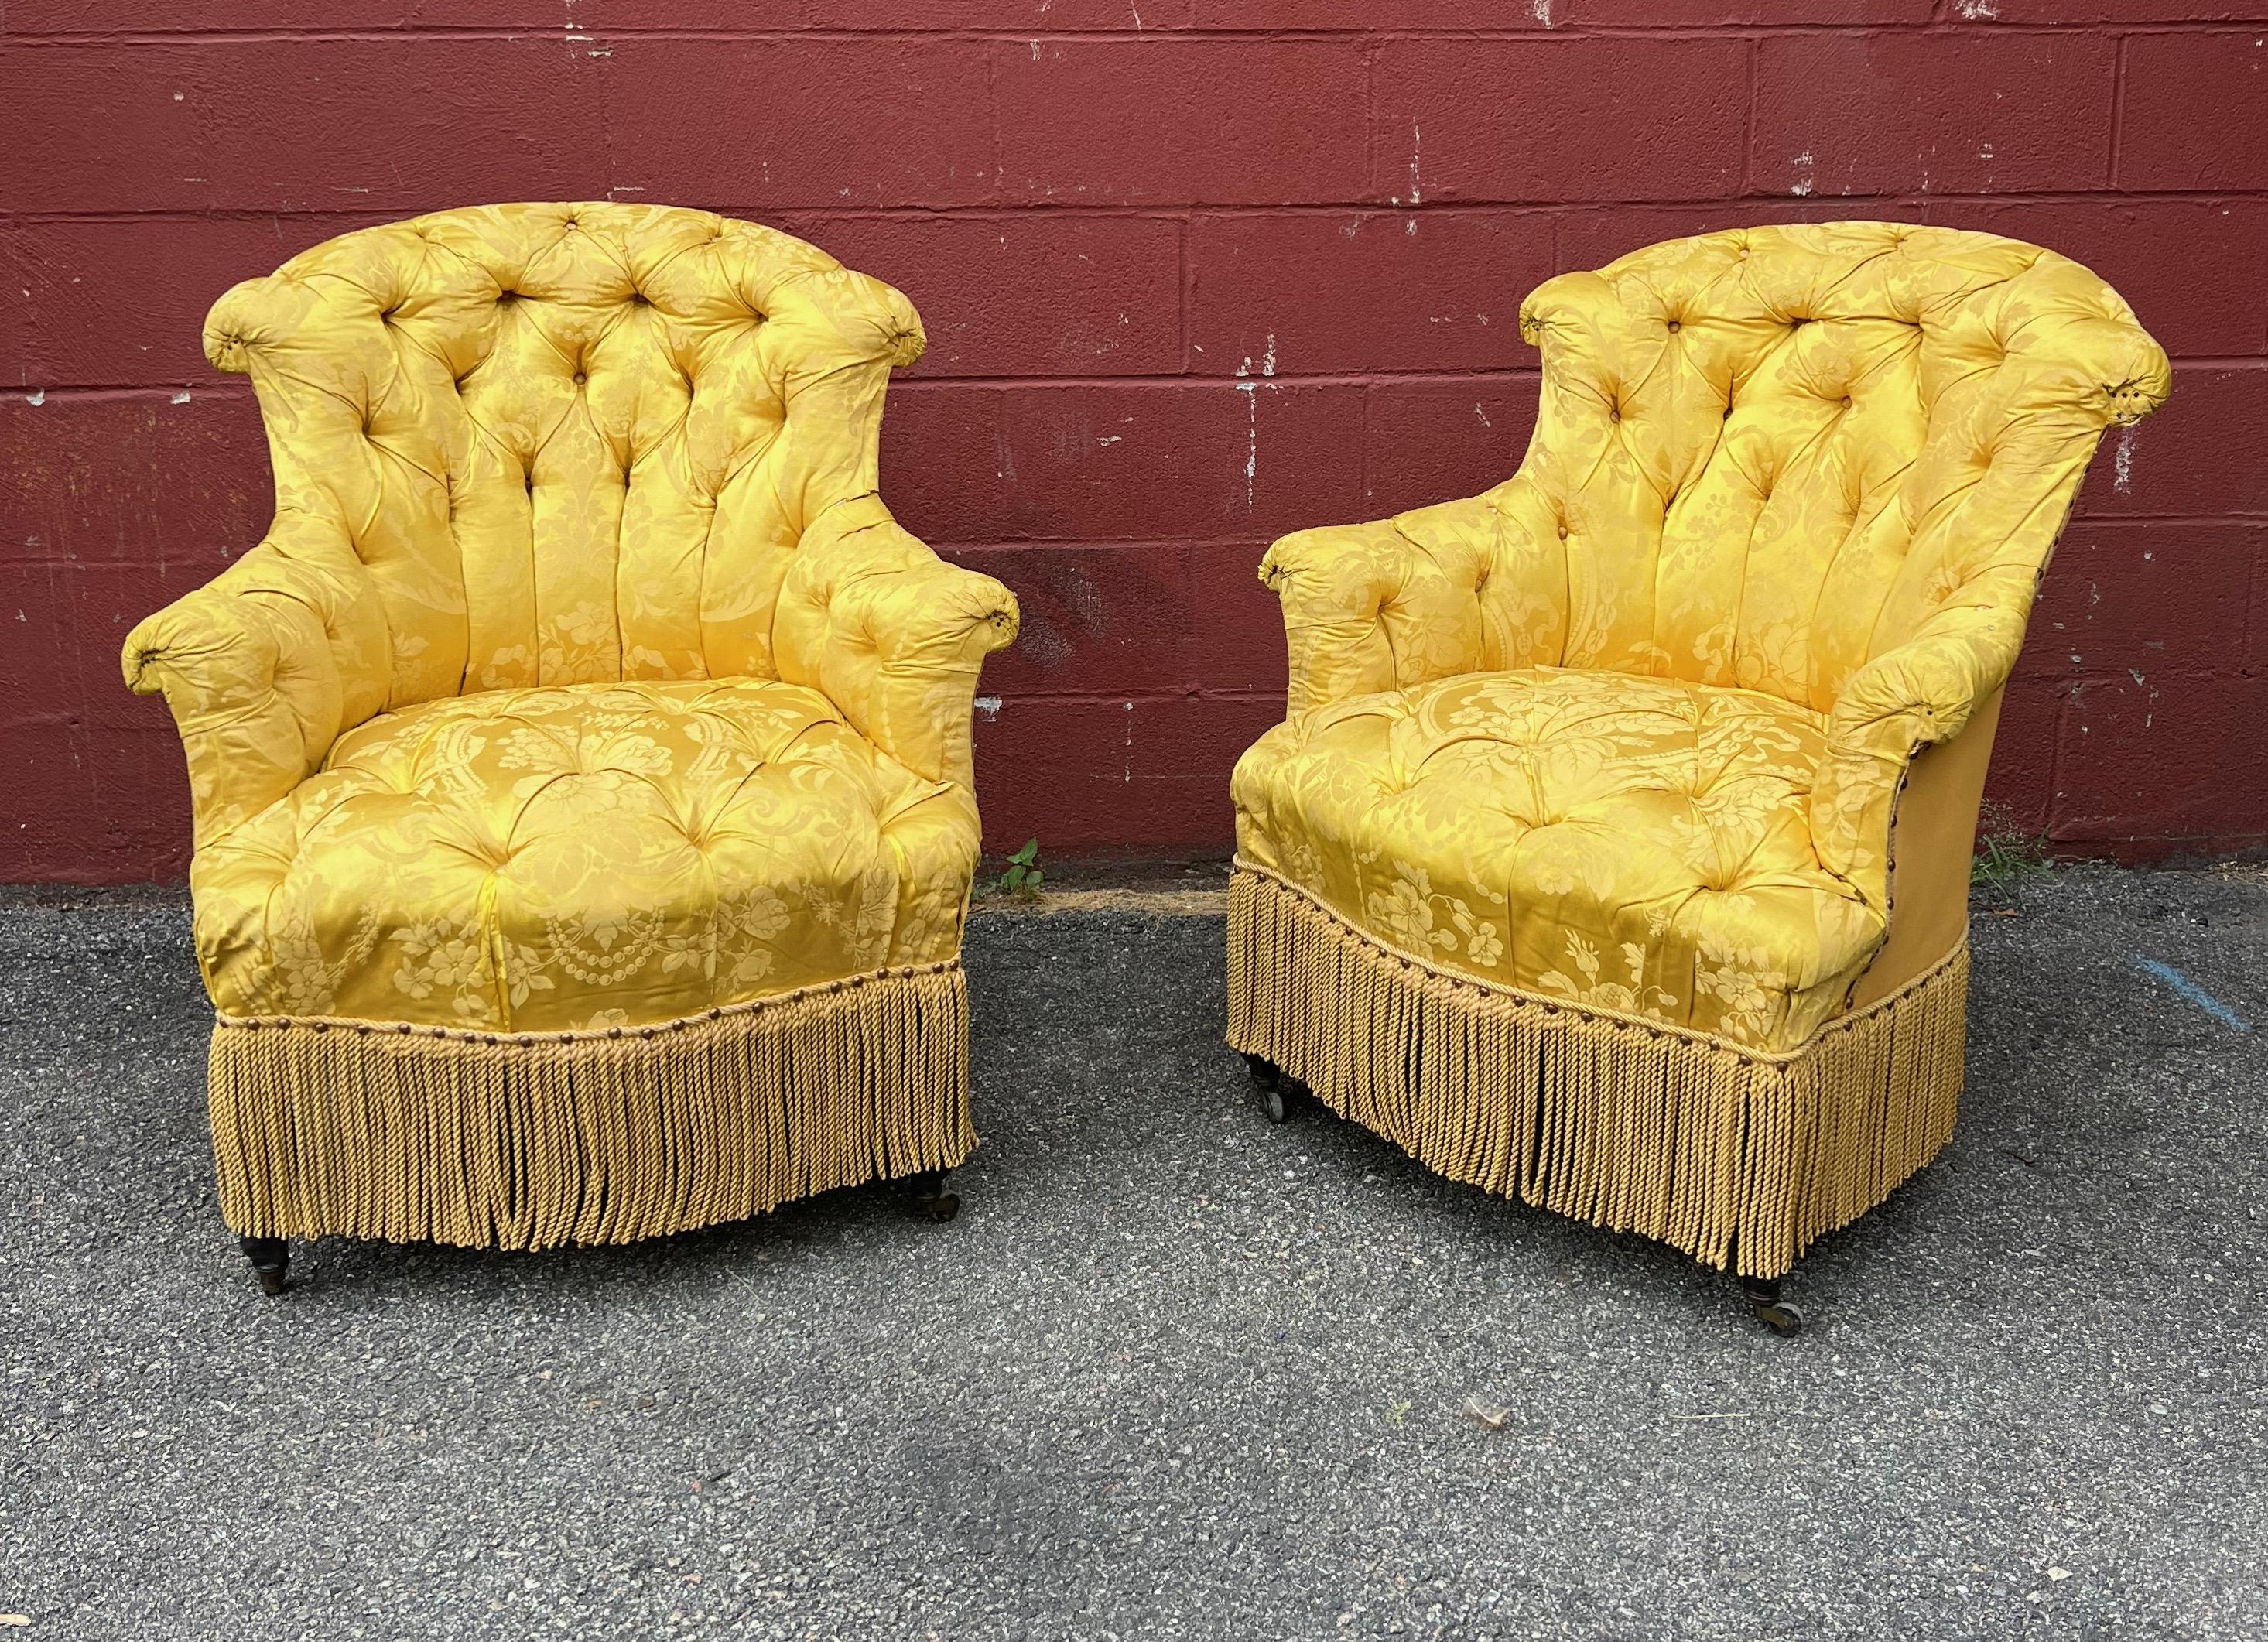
[1233, 668, 1885, 1054]
[191, 679, 978, 1034]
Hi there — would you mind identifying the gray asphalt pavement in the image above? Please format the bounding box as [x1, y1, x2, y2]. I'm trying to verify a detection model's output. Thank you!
[1, 864, 2263, 1640]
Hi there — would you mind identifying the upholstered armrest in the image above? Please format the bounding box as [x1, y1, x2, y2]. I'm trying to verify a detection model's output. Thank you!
[121, 520, 391, 849]
[1257, 496, 1500, 717]
[1810, 610, 2021, 919]
[775, 497, 1019, 790]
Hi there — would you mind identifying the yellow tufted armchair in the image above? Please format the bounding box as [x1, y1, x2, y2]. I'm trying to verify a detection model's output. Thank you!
[123, 204, 1018, 1290]
[1229, 224, 2168, 1328]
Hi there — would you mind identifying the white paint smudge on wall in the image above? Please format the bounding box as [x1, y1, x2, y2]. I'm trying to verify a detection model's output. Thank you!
[1235, 335, 1277, 512]
[2113, 426, 2136, 494]
[1238, 383, 1257, 508]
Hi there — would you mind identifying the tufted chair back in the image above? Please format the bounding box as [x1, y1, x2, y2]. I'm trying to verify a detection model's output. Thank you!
[1459, 223, 2170, 715]
[200, 201, 926, 713]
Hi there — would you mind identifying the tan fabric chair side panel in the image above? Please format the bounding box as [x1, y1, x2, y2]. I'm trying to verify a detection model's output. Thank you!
[1846, 689, 2004, 1010]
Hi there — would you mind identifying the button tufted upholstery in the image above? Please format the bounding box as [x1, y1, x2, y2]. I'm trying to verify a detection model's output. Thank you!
[124, 204, 1018, 1031]
[1237, 223, 2170, 1055]
[119, 207, 1020, 1259]
[1230, 223, 2170, 1281]
[193, 679, 977, 1032]
[1237, 668, 1879, 1052]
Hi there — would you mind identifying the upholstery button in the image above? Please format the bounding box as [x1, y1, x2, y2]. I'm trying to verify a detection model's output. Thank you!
[573, 371, 587, 385]
[1609, 409, 1622, 424]
[1665, 319, 1681, 334]
[1556, 524, 1570, 540]
[1841, 395, 1854, 410]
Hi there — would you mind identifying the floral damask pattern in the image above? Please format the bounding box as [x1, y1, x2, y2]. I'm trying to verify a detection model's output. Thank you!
[1360, 861, 1506, 972]
[1692, 932, 1795, 1046]
[1241, 224, 2173, 1050]
[1233, 665, 1886, 1052]
[189, 679, 981, 1032]
[1538, 933, 1678, 1019]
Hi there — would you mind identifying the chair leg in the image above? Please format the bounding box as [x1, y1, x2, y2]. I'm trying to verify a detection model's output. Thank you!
[1739, 1273, 1804, 1336]
[905, 1169, 960, 1223]
[1240, 1052, 1291, 1124]
[239, 1234, 289, 1297]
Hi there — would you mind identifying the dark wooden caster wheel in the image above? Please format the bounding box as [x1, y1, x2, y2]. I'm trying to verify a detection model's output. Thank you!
[1241, 1052, 1293, 1124]
[1740, 1275, 1804, 1336]
[906, 1169, 960, 1223]
[240, 1234, 289, 1296]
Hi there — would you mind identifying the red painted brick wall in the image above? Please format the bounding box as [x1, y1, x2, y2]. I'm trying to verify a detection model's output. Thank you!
[4, 2, 2265, 881]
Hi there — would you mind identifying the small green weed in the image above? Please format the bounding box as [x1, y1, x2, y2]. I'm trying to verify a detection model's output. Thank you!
[974, 838, 1044, 902]
[1972, 804, 2052, 893]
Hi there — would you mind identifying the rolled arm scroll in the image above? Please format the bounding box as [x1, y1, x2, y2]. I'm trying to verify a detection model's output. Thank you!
[1810, 611, 2020, 921]
[775, 496, 1020, 790]
[1257, 495, 1503, 717]
[120, 517, 390, 848]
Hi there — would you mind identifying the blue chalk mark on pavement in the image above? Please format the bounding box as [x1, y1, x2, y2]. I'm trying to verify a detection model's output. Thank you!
[2133, 958, 2251, 1033]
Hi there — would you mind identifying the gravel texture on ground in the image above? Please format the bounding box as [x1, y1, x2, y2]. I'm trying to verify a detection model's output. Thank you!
[2, 864, 2263, 1640]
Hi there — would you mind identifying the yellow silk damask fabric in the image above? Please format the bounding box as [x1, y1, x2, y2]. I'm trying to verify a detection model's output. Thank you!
[121, 204, 1017, 1038]
[1238, 223, 2170, 1054]
[193, 680, 977, 1032]
[1233, 669, 1880, 1054]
